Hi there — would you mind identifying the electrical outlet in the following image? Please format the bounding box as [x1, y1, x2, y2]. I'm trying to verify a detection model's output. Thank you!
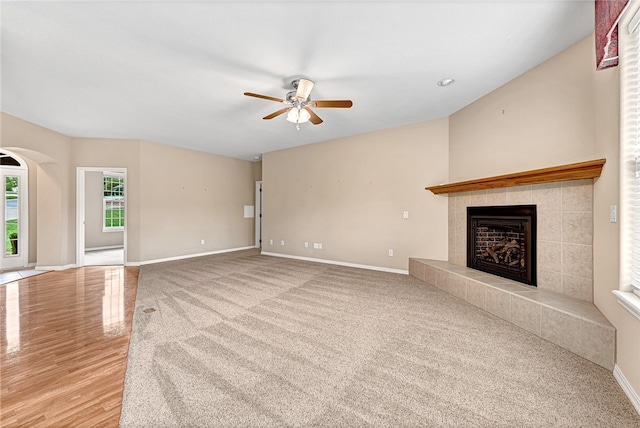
[269, 239, 273, 245]
[403, 211, 409, 219]
[304, 242, 309, 248]
[318, 243, 323, 249]
[201, 239, 205, 245]
[610, 205, 617, 223]
[389, 249, 394, 256]
[313, 243, 319, 249]
[281, 240, 285, 246]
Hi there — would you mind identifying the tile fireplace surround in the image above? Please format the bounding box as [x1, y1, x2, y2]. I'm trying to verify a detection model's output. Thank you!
[409, 179, 615, 369]
[451, 180, 594, 302]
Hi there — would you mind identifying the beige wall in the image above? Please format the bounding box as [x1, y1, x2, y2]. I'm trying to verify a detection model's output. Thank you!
[449, 36, 597, 182]
[1, 114, 256, 266]
[253, 161, 262, 182]
[84, 171, 124, 250]
[71, 137, 142, 262]
[1, 113, 72, 266]
[450, 33, 640, 399]
[262, 119, 449, 270]
[138, 140, 255, 261]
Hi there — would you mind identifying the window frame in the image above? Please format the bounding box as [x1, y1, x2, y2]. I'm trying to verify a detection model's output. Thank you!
[615, 0, 640, 320]
[102, 174, 125, 233]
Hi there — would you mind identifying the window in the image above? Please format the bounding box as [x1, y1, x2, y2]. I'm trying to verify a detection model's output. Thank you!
[625, 7, 640, 299]
[1, 151, 28, 270]
[616, 2, 640, 319]
[4, 175, 19, 256]
[103, 174, 124, 231]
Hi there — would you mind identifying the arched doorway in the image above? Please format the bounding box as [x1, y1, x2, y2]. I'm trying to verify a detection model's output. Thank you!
[1, 151, 29, 270]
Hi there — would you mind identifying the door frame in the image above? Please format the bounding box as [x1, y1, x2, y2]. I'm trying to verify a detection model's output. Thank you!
[76, 167, 127, 267]
[1, 153, 29, 270]
[255, 181, 262, 248]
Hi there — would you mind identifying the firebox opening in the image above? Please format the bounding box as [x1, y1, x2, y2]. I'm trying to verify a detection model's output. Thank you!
[467, 205, 536, 286]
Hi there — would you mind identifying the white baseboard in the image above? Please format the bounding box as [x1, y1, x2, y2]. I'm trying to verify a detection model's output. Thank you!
[85, 245, 124, 252]
[614, 364, 640, 416]
[260, 251, 408, 275]
[35, 264, 76, 271]
[31, 248, 407, 275]
[138, 246, 256, 266]
[30, 247, 256, 271]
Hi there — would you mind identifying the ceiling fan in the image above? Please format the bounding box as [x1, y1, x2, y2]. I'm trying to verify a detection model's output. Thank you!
[244, 78, 353, 130]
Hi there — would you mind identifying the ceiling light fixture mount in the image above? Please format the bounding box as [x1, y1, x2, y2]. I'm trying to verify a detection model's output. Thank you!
[437, 78, 455, 87]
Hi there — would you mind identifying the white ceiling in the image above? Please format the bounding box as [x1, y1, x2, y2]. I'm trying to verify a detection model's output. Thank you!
[1, 1, 595, 161]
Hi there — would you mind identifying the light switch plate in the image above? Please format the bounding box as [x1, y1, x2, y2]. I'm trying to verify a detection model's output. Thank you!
[610, 205, 617, 223]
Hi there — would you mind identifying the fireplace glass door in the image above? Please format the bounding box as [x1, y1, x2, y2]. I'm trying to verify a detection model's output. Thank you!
[467, 205, 536, 286]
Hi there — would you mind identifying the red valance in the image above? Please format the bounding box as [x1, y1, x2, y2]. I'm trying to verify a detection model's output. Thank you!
[596, 0, 629, 70]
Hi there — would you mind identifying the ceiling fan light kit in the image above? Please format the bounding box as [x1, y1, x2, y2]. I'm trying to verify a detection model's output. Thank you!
[244, 77, 353, 130]
[286, 107, 311, 125]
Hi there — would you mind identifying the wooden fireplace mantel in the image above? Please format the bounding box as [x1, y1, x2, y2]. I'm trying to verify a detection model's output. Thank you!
[425, 158, 606, 195]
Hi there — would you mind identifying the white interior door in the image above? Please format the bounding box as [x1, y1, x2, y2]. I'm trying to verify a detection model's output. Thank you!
[1, 159, 28, 271]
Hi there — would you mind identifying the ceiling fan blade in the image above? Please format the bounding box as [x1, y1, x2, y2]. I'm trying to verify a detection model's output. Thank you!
[263, 108, 290, 120]
[244, 92, 284, 103]
[304, 107, 323, 125]
[295, 79, 315, 101]
[312, 100, 353, 108]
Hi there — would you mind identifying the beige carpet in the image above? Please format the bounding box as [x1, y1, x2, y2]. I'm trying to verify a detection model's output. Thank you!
[119, 249, 640, 427]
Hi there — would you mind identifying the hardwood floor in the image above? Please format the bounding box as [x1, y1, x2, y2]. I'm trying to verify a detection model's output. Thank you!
[1, 266, 139, 427]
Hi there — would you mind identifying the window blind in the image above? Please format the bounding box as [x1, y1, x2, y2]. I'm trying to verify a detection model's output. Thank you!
[622, 7, 640, 297]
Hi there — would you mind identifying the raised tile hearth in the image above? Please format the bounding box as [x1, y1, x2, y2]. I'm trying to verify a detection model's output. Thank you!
[409, 258, 615, 370]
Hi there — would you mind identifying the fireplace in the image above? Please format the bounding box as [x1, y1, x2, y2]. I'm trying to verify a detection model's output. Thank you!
[467, 205, 536, 286]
